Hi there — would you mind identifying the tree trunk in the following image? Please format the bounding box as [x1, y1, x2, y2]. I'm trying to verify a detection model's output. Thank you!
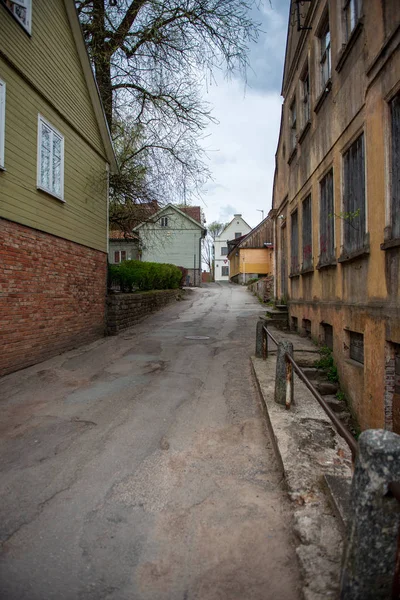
[91, 0, 113, 129]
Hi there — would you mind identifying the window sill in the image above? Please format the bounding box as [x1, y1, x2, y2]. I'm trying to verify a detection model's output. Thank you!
[301, 266, 314, 275]
[287, 146, 297, 165]
[289, 272, 300, 279]
[381, 238, 400, 251]
[338, 246, 370, 264]
[316, 258, 337, 270]
[335, 20, 363, 73]
[37, 186, 65, 203]
[344, 357, 364, 370]
[314, 79, 332, 114]
[298, 121, 311, 145]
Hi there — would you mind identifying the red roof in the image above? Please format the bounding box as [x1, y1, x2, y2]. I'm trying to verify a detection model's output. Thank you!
[109, 230, 138, 241]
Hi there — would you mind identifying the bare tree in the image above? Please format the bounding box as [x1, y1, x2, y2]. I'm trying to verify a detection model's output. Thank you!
[76, 0, 260, 212]
[202, 221, 226, 279]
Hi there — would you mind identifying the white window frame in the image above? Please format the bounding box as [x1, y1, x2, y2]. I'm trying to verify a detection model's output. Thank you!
[160, 216, 168, 227]
[37, 115, 65, 201]
[0, 79, 5, 169]
[1, 0, 32, 34]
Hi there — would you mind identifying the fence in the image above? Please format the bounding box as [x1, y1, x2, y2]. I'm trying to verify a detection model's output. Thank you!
[256, 321, 400, 600]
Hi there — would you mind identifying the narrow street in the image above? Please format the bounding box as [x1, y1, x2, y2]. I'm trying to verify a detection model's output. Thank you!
[0, 283, 301, 600]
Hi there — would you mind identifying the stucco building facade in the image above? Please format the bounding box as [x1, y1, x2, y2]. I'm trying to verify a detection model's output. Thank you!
[272, 0, 400, 431]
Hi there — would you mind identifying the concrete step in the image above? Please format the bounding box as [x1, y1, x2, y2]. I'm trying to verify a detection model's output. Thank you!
[301, 367, 326, 382]
[294, 351, 320, 368]
[316, 381, 339, 395]
[265, 307, 288, 321]
[323, 474, 352, 532]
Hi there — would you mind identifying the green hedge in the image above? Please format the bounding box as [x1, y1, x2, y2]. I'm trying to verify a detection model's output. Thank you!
[109, 260, 183, 292]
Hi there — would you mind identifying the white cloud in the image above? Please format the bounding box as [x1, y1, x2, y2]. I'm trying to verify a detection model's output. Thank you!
[200, 79, 283, 228]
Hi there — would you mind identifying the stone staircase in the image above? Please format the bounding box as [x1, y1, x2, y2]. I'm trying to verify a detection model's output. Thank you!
[265, 304, 289, 330]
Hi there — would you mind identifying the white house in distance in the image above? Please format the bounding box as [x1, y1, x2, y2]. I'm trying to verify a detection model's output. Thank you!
[134, 203, 206, 286]
[214, 214, 252, 281]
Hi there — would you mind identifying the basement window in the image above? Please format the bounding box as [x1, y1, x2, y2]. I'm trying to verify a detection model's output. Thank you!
[349, 331, 364, 364]
[322, 323, 333, 349]
[302, 318, 312, 339]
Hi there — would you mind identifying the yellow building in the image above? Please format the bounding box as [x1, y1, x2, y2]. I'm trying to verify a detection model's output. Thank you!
[228, 216, 273, 284]
[0, 0, 117, 376]
[272, 0, 400, 430]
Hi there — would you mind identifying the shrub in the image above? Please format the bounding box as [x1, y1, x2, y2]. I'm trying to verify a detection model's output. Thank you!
[246, 277, 259, 286]
[176, 266, 188, 288]
[315, 346, 339, 383]
[109, 260, 182, 292]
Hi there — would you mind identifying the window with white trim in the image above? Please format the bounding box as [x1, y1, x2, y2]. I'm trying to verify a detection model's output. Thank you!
[0, 79, 5, 169]
[37, 116, 64, 200]
[160, 216, 168, 227]
[0, 0, 32, 34]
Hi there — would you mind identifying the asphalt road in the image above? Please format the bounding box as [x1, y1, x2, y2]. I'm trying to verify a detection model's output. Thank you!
[0, 283, 301, 600]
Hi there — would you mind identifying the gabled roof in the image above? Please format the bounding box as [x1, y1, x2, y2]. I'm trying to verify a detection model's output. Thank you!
[64, 0, 117, 172]
[219, 214, 251, 238]
[227, 215, 274, 257]
[133, 203, 206, 231]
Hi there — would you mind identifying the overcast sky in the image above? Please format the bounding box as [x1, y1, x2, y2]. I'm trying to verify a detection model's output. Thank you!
[200, 0, 290, 229]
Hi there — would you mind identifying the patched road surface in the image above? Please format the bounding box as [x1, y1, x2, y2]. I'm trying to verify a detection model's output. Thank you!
[0, 283, 301, 600]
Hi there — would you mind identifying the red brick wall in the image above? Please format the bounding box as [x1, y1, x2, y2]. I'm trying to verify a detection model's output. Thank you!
[0, 219, 107, 376]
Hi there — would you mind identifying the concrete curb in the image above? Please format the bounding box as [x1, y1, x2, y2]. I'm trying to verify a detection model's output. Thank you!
[251, 354, 353, 600]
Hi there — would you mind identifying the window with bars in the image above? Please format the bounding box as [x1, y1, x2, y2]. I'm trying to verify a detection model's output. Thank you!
[319, 169, 335, 262]
[0, 79, 5, 169]
[391, 93, 400, 239]
[1, 0, 32, 34]
[289, 98, 297, 151]
[37, 116, 64, 200]
[302, 195, 312, 270]
[301, 67, 310, 126]
[291, 210, 299, 274]
[343, 134, 366, 253]
[319, 17, 331, 88]
[344, 0, 362, 41]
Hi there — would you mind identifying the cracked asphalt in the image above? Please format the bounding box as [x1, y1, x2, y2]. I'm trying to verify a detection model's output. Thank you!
[0, 282, 301, 600]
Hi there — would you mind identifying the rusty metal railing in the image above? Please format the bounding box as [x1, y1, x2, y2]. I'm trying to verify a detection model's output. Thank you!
[258, 322, 400, 598]
[261, 324, 358, 459]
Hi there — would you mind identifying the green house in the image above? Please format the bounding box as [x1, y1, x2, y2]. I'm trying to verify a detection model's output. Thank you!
[0, 0, 117, 376]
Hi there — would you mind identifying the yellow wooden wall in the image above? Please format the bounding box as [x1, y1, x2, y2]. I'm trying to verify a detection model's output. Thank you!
[230, 248, 273, 277]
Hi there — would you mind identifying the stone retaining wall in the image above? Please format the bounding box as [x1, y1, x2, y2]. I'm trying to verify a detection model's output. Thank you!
[247, 275, 274, 302]
[106, 289, 181, 335]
